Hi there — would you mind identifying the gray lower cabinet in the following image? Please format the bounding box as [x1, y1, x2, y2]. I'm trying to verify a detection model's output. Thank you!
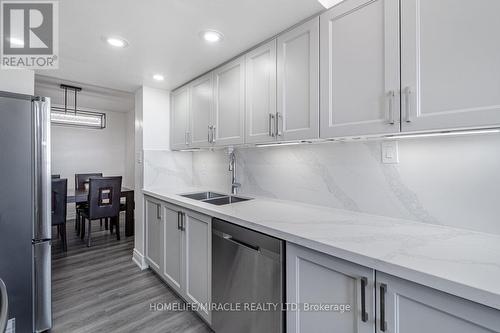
[163, 202, 183, 295]
[287, 243, 500, 333]
[145, 197, 164, 274]
[286, 243, 375, 333]
[182, 210, 212, 323]
[144, 197, 212, 325]
[376, 272, 500, 333]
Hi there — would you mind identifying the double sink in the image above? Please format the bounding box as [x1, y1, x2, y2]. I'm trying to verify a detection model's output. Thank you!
[180, 191, 252, 206]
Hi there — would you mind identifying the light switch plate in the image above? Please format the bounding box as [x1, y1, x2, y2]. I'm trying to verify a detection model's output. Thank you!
[136, 151, 143, 165]
[381, 141, 399, 164]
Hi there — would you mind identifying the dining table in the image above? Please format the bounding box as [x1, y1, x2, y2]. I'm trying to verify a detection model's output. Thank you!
[67, 186, 135, 237]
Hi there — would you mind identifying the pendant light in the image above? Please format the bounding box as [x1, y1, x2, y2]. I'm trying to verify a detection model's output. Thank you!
[50, 84, 106, 129]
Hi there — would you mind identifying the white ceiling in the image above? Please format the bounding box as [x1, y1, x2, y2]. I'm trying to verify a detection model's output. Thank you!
[36, 0, 324, 93]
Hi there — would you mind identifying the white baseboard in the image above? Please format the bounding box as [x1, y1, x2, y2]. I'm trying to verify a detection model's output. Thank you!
[132, 248, 149, 270]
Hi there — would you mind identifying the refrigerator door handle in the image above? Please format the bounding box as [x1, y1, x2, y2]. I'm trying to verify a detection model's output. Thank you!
[33, 242, 51, 332]
[0, 279, 8, 333]
[33, 97, 52, 241]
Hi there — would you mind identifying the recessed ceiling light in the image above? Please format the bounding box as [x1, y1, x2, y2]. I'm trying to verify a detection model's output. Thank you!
[103, 36, 129, 48]
[153, 74, 164, 81]
[200, 30, 223, 43]
[317, 0, 344, 8]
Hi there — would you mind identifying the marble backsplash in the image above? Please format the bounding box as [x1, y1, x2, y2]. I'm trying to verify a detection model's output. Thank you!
[143, 149, 194, 192]
[190, 134, 500, 235]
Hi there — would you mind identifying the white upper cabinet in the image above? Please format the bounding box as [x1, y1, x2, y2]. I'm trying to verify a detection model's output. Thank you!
[277, 17, 320, 141]
[190, 72, 213, 148]
[320, 0, 400, 138]
[170, 86, 190, 150]
[401, 0, 500, 132]
[245, 39, 277, 144]
[213, 57, 246, 146]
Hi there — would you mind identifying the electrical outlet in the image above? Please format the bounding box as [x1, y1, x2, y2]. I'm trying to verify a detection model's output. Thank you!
[381, 141, 399, 164]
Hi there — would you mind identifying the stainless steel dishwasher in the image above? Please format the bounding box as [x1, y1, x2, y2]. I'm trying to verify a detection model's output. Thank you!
[212, 218, 284, 333]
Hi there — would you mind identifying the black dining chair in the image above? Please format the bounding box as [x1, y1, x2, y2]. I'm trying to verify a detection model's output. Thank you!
[74, 173, 102, 235]
[79, 176, 122, 247]
[51, 178, 68, 252]
[51, 174, 61, 179]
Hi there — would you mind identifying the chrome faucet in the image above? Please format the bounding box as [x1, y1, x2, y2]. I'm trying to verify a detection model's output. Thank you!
[229, 149, 241, 195]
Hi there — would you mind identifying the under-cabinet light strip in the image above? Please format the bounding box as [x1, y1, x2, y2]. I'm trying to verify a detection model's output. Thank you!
[174, 128, 500, 151]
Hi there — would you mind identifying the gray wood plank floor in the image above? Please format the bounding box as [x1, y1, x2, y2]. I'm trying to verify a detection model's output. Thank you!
[51, 218, 212, 333]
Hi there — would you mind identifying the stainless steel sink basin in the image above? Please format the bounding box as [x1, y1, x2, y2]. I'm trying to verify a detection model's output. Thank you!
[180, 191, 226, 201]
[203, 196, 252, 206]
[179, 191, 253, 206]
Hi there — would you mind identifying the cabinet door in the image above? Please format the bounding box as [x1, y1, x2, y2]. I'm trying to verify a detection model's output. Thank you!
[245, 39, 277, 144]
[401, 0, 500, 132]
[320, 0, 400, 138]
[287, 243, 374, 333]
[170, 86, 190, 150]
[213, 57, 245, 146]
[145, 198, 164, 274]
[190, 72, 213, 148]
[277, 17, 319, 141]
[376, 272, 500, 333]
[183, 210, 212, 324]
[163, 203, 183, 295]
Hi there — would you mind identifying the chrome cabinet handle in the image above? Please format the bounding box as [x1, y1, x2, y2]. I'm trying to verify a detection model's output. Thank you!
[380, 283, 387, 332]
[404, 87, 412, 123]
[181, 213, 186, 231]
[268, 114, 273, 137]
[276, 112, 282, 136]
[177, 211, 182, 230]
[212, 126, 216, 144]
[268, 114, 276, 137]
[156, 204, 162, 220]
[185, 132, 189, 145]
[361, 277, 368, 322]
[207, 125, 211, 143]
[388, 91, 395, 125]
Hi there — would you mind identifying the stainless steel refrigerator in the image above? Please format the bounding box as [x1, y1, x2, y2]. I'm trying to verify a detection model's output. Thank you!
[0, 91, 52, 333]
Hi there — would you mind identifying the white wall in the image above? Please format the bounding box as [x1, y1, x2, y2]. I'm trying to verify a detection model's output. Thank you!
[51, 110, 134, 188]
[134, 86, 189, 269]
[191, 133, 500, 235]
[143, 87, 170, 150]
[0, 69, 34, 95]
[134, 87, 145, 268]
[50, 110, 134, 219]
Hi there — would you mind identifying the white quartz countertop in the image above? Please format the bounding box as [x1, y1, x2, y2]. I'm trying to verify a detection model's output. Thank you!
[143, 187, 500, 310]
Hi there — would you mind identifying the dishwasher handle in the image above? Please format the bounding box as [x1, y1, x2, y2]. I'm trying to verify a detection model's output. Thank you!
[223, 232, 260, 252]
[213, 229, 261, 253]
